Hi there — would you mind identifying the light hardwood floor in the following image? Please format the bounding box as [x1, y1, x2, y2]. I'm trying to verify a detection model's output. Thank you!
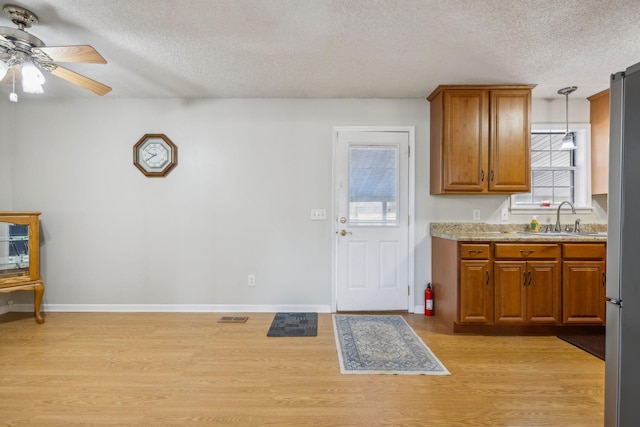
[0, 312, 604, 426]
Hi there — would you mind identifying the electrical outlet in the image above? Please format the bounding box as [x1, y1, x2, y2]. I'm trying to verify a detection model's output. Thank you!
[501, 208, 509, 221]
[472, 209, 481, 221]
[248, 275, 256, 287]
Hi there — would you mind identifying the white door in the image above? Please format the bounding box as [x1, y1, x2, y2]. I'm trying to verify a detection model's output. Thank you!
[334, 129, 412, 311]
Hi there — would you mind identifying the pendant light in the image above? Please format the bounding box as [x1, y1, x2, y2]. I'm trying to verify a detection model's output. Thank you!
[558, 86, 577, 150]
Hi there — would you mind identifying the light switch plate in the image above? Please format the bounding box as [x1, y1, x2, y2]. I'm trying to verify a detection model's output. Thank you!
[472, 209, 481, 221]
[310, 209, 327, 220]
[501, 208, 509, 221]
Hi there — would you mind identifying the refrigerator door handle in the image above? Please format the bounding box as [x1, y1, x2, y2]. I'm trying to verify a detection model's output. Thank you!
[608, 298, 622, 306]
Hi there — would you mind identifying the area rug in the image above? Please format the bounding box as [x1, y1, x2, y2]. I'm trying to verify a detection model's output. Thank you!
[333, 314, 450, 375]
[267, 312, 318, 337]
[557, 334, 605, 361]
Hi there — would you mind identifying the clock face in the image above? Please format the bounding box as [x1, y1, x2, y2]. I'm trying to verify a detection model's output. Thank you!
[133, 134, 177, 177]
[142, 143, 169, 168]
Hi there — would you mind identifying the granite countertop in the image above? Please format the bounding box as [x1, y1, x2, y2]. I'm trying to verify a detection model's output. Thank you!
[430, 222, 607, 242]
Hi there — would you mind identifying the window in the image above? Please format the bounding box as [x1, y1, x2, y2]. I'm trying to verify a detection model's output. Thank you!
[513, 132, 575, 204]
[511, 124, 591, 211]
[348, 146, 398, 225]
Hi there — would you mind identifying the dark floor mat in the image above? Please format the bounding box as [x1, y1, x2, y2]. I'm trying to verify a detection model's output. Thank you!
[267, 312, 318, 337]
[558, 334, 605, 361]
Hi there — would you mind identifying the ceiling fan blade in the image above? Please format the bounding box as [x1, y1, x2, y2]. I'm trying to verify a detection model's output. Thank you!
[32, 45, 106, 64]
[48, 65, 111, 96]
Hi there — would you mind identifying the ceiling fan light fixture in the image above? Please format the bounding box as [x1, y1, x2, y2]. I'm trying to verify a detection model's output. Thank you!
[1, 4, 111, 98]
[21, 61, 45, 93]
[0, 60, 7, 80]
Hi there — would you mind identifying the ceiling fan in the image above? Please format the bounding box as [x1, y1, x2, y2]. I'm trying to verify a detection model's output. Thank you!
[0, 3, 111, 98]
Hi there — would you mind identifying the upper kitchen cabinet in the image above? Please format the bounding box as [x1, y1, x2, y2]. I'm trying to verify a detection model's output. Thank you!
[428, 85, 535, 194]
[588, 89, 610, 195]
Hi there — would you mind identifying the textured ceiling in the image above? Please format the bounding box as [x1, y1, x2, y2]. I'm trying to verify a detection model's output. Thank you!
[1, 0, 639, 101]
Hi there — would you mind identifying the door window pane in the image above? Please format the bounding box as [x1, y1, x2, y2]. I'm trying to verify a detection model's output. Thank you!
[349, 146, 398, 225]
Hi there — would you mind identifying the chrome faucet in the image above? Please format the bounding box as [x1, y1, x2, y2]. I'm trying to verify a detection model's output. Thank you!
[555, 201, 576, 232]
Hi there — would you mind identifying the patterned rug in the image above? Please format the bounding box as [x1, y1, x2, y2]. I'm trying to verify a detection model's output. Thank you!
[333, 315, 450, 375]
[267, 312, 318, 337]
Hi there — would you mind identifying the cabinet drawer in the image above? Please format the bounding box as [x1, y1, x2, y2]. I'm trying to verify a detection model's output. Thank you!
[494, 243, 560, 259]
[563, 243, 606, 260]
[460, 243, 490, 259]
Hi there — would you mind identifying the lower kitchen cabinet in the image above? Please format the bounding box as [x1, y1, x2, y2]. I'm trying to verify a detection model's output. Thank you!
[431, 237, 605, 333]
[562, 243, 607, 325]
[459, 243, 493, 323]
[494, 260, 561, 324]
[494, 243, 562, 325]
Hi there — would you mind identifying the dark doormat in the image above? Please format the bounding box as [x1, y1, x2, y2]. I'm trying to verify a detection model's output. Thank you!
[267, 312, 318, 337]
[557, 334, 605, 361]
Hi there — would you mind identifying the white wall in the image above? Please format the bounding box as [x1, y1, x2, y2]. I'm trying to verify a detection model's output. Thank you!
[6, 98, 429, 310]
[0, 101, 15, 308]
[4, 96, 604, 312]
[0, 102, 13, 209]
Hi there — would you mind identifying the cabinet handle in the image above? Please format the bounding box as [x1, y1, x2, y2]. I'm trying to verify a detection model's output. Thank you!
[490, 169, 494, 182]
[523, 271, 527, 286]
[602, 272, 606, 286]
[519, 249, 534, 256]
[480, 169, 485, 182]
[527, 271, 532, 286]
[485, 270, 490, 285]
[468, 249, 483, 255]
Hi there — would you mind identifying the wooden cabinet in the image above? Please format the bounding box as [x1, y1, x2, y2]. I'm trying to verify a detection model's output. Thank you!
[432, 237, 605, 333]
[588, 89, 610, 195]
[459, 244, 493, 324]
[428, 85, 534, 194]
[0, 212, 45, 323]
[562, 243, 606, 325]
[494, 243, 561, 325]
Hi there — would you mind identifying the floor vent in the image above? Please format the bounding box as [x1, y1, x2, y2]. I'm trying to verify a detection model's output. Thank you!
[217, 316, 249, 323]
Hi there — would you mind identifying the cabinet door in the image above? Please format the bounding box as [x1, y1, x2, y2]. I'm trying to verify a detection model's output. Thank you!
[588, 89, 610, 195]
[494, 261, 527, 324]
[563, 261, 606, 324]
[527, 261, 561, 324]
[442, 90, 489, 192]
[459, 260, 493, 323]
[489, 90, 531, 192]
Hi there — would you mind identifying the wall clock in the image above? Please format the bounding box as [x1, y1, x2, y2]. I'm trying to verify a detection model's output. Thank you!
[133, 134, 177, 177]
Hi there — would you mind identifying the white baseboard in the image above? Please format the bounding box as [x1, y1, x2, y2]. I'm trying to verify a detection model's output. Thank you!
[10, 303, 333, 313]
[8, 304, 427, 315]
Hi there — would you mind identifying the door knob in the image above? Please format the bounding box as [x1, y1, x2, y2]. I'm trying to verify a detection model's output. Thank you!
[337, 229, 352, 236]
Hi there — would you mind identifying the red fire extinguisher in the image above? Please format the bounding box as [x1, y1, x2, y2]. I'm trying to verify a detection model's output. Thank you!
[425, 283, 434, 316]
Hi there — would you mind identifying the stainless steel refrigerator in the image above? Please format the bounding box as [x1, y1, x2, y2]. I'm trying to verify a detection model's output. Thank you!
[606, 61, 640, 427]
